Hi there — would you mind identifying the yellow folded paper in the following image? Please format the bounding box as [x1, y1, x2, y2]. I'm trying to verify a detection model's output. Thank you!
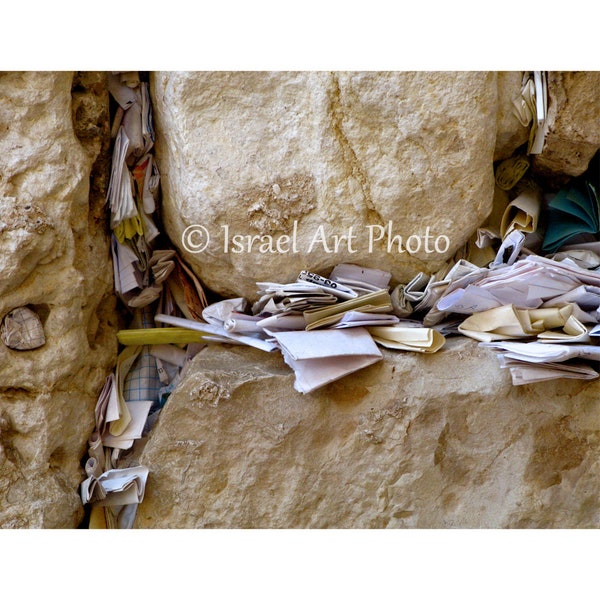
[117, 327, 206, 346]
[109, 345, 139, 437]
[304, 289, 392, 330]
[89, 505, 107, 529]
[537, 314, 589, 342]
[458, 303, 587, 343]
[500, 188, 541, 238]
[366, 326, 446, 353]
[114, 214, 144, 243]
[520, 306, 573, 333]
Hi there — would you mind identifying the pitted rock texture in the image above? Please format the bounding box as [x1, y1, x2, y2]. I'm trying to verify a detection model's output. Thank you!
[533, 71, 600, 180]
[151, 71, 499, 299]
[134, 339, 600, 529]
[0, 72, 116, 528]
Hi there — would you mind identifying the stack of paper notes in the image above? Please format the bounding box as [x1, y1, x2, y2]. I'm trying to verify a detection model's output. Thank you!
[152, 265, 449, 394]
[480, 341, 600, 385]
[512, 71, 549, 155]
[80, 72, 212, 529]
[303, 289, 393, 330]
[146, 236, 600, 389]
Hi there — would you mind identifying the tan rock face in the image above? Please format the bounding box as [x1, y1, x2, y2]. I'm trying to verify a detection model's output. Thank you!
[134, 340, 600, 528]
[533, 71, 600, 178]
[494, 71, 530, 161]
[152, 71, 498, 299]
[0, 72, 117, 528]
[1, 70, 597, 529]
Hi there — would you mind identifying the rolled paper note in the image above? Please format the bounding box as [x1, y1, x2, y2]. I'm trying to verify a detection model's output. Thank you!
[495, 155, 530, 191]
[500, 188, 541, 238]
[0, 306, 45, 350]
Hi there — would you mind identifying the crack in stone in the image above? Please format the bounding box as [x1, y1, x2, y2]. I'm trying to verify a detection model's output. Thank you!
[328, 73, 385, 227]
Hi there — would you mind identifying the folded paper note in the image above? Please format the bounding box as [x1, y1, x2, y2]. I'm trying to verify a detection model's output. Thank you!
[492, 230, 526, 267]
[530, 71, 548, 155]
[253, 282, 338, 315]
[328, 263, 392, 294]
[511, 72, 548, 155]
[330, 311, 400, 329]
[269, 328, 382, 393]
[256, 312, 306, 332]
[390, 272, 431, 317]
[542, 182, 600, 254]
[500, 189, 541, 238]
[475, 227, 501, 249]
[435, 257, 584, 315]
[366, 326, 446, 353]
[155, 313, 279, 352]
[107, 73, 137, 110]
[101, 400, 153, 450]
[296, 270, 357, 299]
[109, 345, 143, 436]
[480, 340, 600, 364]
[166, 255, 208, 321]
[106, 127, 139, 231]
[496, 355, 599, 385]
[94, 374, 119, 437]
[303, 289, 392, 330]
[223, 314, 264, 334]
[203, 297, 248, 326]
[80, 465, 149, 507]
[540, 284, 600, 322]
[0, 306, 45, 350]
[458, 304, 588, 343]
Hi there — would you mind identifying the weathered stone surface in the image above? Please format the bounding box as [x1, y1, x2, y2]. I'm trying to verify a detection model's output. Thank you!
[0, 72, 117, 528]
[494, 71, 530, 162]
[152, 71, 498, 299]
[134, 339, 600, 529]
[533, 71, 600, 178]
[2, 70, 597, 531]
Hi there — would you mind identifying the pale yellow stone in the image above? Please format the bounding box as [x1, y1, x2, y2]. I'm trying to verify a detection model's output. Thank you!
[0, 72, 117, 528]
[135, 340, 600, 528]
[152, 71, 498, 299]
[533, 72, 600, 177]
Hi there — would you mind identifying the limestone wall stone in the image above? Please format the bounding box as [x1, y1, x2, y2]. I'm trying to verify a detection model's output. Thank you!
[134, 340, 600, 528]
[152, 71, 499, 299]
[532, 72, 600, 180]
[0, 72, 116, 528]
[494, 71, 530, 161]
[1, 71, 598, 529]
[136, 70, 600, 529]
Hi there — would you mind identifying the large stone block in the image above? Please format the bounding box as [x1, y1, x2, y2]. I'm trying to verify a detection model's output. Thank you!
[533, 71, 600, 178]
[134, 340, 600, 528]
[0, 72, 117, 528]
[152, 71, 498, 299]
